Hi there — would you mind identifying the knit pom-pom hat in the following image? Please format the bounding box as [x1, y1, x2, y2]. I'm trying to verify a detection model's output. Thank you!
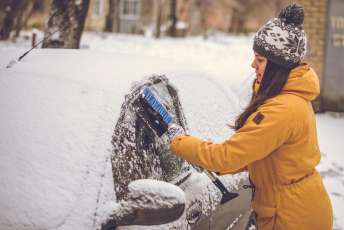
[253, 4, 307, 68]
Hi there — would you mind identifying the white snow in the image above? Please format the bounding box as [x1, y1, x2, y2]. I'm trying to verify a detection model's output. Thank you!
[110, 179, 185, 228]
[316, 113, 344, 229]
[0, 31, 343, 229]
[126, 179, 186, 209]
[50, 30, 61, 40]
[176, 21, 188, 30]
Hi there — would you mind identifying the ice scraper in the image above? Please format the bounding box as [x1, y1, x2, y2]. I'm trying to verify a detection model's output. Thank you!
[134, 86, 239, 204]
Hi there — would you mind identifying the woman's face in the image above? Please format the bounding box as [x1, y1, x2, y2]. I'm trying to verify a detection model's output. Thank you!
[251, 52, 267, 83]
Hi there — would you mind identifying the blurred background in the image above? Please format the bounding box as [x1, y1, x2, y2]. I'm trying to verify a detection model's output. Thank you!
[0, 0, 342, 110]
[0, 0, 292, 41]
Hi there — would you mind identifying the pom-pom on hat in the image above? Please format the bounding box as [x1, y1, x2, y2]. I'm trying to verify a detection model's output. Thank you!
[253, 4, 307, 68]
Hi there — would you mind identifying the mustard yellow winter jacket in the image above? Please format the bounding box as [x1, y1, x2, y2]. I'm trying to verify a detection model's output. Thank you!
[170, 64, 333, 229]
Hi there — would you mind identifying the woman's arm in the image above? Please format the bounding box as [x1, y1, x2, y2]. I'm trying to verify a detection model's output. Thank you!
[170, 99, 293, 173]
[216, 166, 248, 175]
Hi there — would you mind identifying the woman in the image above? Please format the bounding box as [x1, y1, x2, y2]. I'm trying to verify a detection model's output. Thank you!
[167, 4, 333, 230]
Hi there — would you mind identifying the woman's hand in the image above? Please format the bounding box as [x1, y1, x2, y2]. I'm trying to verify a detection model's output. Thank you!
[167, 123, 185, 142]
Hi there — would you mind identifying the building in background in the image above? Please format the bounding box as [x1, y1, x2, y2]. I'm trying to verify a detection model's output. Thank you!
[85, 0, 172, 36]
[85, 0, 108, 32]
[313, 0, 344, 111]
[22, 0, 286, 36]
[85, 0, 279, 37]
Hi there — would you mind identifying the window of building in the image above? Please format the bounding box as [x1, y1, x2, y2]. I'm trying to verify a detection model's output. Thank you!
[120, 0, 140, 20]
[93, 0, 104, 17]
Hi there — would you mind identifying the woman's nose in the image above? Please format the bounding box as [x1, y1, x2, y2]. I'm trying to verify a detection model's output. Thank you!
[251, 60, 256, 69]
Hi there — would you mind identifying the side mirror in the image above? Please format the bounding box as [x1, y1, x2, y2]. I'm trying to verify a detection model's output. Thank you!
[102, 179, 186, 229]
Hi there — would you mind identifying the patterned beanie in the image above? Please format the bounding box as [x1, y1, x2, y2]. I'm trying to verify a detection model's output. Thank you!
[253, 4, 307, 68]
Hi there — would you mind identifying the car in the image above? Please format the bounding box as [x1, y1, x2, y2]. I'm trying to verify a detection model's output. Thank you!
[105, 75, 253, 229]
[0, 49, 253, 230]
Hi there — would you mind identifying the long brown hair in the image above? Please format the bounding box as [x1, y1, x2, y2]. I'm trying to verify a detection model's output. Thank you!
[232, 60, 293, 130]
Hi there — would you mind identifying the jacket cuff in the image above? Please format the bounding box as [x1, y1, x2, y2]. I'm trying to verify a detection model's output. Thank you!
[170, 134, 188, 156]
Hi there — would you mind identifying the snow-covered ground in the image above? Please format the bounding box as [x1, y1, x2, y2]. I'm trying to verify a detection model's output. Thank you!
[0, 31, 343, 229]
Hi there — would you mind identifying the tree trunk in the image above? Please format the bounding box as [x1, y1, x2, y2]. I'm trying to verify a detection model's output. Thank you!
[42, 0, 90, 49]
[228, 7, 248, 34]
[168, 0, 177, 37]
[200, 0, 209, 39]
[21, 1, 35, 30]
[14, 8, 23, 38]
[155, 0, 162, 38]
[105, 0, 120, 32]
[105, 0, 114, 32]
[115, 0, 120, 33]
[14, 0, 35, 38]
[0, 0, 25, 40]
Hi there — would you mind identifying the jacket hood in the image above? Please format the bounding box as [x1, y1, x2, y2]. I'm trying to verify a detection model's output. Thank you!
[253, 63, 320, 101]
[283, 63, 320, 101]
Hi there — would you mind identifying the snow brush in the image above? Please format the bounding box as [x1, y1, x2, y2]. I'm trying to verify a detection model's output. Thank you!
[135, 86, 239, 204]
[134, 87, 173, 137]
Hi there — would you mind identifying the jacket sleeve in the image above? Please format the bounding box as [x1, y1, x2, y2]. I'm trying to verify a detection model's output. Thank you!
[170, 100, 293, 173]
[217, 166, 248, 175]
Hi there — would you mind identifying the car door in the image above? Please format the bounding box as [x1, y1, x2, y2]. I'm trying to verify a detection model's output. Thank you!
[174, 170, 252, 230]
